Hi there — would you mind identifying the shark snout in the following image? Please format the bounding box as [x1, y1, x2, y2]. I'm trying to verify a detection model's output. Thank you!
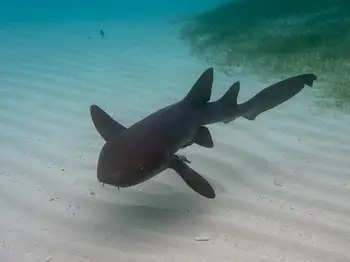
[96, 167, 127, 187]
[97, 160, 119, 184]
[96, 155, 132, 187]
[96, 150, 124, 187]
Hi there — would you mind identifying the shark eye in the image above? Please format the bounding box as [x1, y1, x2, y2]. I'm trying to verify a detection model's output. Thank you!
[140, 165, 145, 172]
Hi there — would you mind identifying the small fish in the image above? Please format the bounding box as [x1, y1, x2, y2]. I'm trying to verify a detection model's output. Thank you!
[99, 29, 105, 38]
[90, 68, 317, 199]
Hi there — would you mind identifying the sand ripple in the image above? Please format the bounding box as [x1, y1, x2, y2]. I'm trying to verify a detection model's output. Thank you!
[0, 21, 349, 262]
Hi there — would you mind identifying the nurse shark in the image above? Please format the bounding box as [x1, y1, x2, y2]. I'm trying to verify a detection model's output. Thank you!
[90, 68, 317, 199]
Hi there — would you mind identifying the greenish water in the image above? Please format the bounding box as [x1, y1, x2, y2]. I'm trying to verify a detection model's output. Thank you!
[178, 0, 350, 112]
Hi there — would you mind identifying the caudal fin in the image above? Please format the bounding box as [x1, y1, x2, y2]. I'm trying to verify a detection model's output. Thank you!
[241, 73, 317, 120]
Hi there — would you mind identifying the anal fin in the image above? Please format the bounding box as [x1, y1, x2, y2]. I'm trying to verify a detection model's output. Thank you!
[170, 155, 215, 199]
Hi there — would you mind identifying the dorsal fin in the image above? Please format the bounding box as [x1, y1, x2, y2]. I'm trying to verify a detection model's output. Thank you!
[90, 104, 126, 141]
[183, 67, 214, 106]
[217, 81, 240, 107]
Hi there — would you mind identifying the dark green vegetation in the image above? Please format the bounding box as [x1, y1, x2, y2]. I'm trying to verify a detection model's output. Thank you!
[179, 0, 350, 111]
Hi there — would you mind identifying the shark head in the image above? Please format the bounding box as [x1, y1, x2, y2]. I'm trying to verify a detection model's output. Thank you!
[96, 134, 170, 188]
[89, 103, 216, 199]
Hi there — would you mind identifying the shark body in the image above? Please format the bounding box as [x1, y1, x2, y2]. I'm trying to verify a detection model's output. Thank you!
[90, 68, 317, 199]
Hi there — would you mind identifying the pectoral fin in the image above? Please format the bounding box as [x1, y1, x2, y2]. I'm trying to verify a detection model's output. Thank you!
[170, 155, 215, 199]
[90, 104, 126, 141]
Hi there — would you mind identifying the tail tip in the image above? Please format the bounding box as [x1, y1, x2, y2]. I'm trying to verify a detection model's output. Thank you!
[304, 73, 317, 87]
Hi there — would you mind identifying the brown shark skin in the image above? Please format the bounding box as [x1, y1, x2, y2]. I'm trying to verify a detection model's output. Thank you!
[91, 68, 317, 199]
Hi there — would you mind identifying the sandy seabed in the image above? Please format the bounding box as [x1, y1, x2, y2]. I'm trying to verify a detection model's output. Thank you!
[0, 20, 349, 262]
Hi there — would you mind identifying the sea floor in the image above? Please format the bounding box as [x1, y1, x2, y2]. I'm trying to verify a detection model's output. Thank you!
[0, 19, 350, 262]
